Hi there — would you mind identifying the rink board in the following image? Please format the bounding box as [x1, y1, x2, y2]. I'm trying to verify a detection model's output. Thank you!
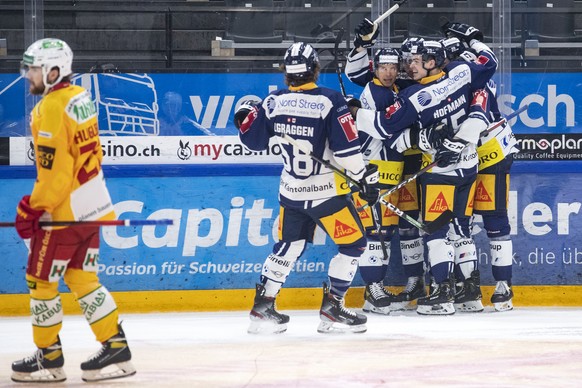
[0, 161, 581, 313]
[1, 72, 580, 137]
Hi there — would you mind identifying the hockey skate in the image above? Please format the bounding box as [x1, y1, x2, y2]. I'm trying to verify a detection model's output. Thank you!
[318, 282, 367, 334]
[491, 280, 514, 312]
[454, 270, 484, 313]
[81, 323, 136, 382]
[390, 276, 427, 311]
[362, 281, 394, 315]
[11, 337, 66, 383]
[248, 283, 290, 334]
[416, 279, 455, 315]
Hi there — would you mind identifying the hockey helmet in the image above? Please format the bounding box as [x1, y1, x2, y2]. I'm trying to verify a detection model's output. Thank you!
[283, 42, 319, 85]
[400, 37, 424, 56]
[21, 38, 73, 91]
[373, 47, 400, 69]
[411, 40, 446, 69]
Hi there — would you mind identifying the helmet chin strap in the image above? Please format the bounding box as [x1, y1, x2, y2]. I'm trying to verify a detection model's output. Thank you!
[421, 60, 436, 75]
[41, 66, 63, 95]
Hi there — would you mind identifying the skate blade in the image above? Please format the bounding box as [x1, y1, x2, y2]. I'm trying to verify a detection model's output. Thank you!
[82, 361, 136, 382]
[11, 367, 66, 383]
[248, 320, 287, 335]
[317, 320, 367, 334]
[362, 301, 391, 315]
[389, 301, 416, 311]
[493, 300, 514, 312]
[454, 300, 484, 313]
[416, 302, 455, 315]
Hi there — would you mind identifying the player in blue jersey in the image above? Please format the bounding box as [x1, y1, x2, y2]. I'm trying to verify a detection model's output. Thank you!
[345, 22, 427, 313]
[349, 23, 498, 315]
[441, 36, 519, 312]
[234, 42, 380, 334]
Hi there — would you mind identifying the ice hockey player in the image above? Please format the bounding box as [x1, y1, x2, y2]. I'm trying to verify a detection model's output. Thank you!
[347, 19, 428, 312]
[348, 23, 499, 315]
[441, 33, 518, 312]
[234, 42, 380, 334]
[12, 38, 135, 383]
[400, 36, 425, 79]
[438, 35, 485, 313]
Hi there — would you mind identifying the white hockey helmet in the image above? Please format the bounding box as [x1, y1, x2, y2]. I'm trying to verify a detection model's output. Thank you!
[21, 38, 73, 92]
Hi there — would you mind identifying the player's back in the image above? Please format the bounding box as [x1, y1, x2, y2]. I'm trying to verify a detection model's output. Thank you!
[30, 84, 115, 222]
[263, 85, 361, 207]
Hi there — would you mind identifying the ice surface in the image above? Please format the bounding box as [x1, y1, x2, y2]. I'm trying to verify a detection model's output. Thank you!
[1, 307, 581, 387]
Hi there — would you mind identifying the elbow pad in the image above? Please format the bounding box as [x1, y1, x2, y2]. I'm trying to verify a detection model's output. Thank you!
[456, 115, 488, 145]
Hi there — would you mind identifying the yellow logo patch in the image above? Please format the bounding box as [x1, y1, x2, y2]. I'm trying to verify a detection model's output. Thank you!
[424, 185, 455, 221]
[320, 207, 363, 244]
[474, 175, 496, 211]
[398, 181, 419, 211]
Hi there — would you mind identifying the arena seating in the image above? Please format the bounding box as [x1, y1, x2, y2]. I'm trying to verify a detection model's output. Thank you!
[0, 1, 580, 72]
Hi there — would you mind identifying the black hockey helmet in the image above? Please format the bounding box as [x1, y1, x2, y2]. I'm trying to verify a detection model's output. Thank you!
[283, 42, 320, 85]
[400, 37, 424, 57]
[412, 40, 446, 69]
[373, 47, 400, 69]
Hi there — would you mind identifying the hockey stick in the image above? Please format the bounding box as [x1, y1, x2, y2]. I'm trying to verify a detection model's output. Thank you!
[0, 219, 174, 228]
[356, 104, 530, 213]
[332, 28, 391, 256]
[374, 0, 407, 25]
[479, 103, 528, 137]
[278, 133, 451, 235]
[334, 28, 348, 98]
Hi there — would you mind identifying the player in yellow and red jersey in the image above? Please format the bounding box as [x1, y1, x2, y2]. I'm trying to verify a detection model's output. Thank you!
[12, 38, 135, 383]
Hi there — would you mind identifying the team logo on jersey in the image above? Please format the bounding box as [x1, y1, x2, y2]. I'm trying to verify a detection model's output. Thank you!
[471, 89, 489, 111]
[476, 55, 490, 65]
[474, 175, 496, 211]
[384, 100, 402, 119]
[428, 192, 450, 212]
[475, 181, 492, 202]
[417, 91, 432, 107]
[355, 198, 371, 220]
[399, 186, 415, 203]
[337, 112, 358, 142]
[333, 219, 357, 239]
[424, 185, 455, 221]
[239, 106, 259, 135]
[320, 207, 362, 244]
[398, 183, 419, 212]
[37, 145, 56, 170]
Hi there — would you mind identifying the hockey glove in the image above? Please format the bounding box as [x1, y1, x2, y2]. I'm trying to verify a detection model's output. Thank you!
[441, 21, 483, 45]
[234, 99, 260, 130]
[417, 122, 453, 152]
[358, 164, 380, 205]
[353, 18, 379, 49]
[435, 138, 468, 168]
[15, 195, 44, 239]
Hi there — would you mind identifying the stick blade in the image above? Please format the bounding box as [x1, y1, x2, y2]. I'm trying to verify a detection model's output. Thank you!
[423, 210, 454, 234]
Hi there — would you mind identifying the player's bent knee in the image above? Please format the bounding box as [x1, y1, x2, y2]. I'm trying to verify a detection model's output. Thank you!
[64, 268, 101, 298]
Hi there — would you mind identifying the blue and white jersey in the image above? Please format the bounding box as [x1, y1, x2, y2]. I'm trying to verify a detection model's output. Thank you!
[345, 48, 415, 185]
[239, 83, 366, 209]
[345, 48, 373, 88]
[356, 42, 498, 176]
[477, 79, 519, 171]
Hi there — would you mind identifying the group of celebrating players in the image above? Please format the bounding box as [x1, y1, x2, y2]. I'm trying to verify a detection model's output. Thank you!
[236, 16, 518, 334]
